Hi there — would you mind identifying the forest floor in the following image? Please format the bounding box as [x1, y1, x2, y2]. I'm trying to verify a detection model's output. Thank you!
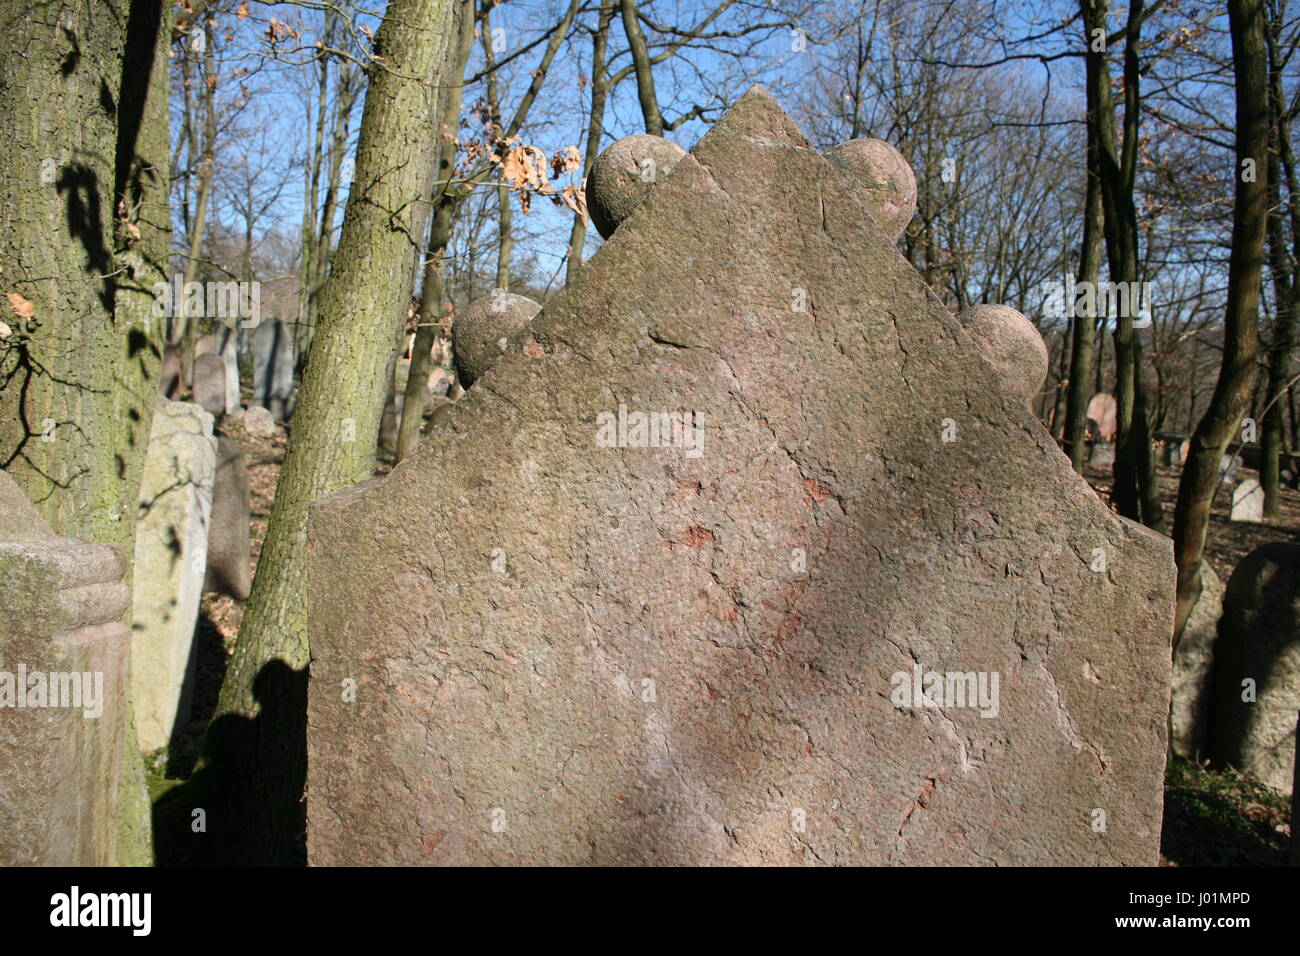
[146, 423, 1298, 865]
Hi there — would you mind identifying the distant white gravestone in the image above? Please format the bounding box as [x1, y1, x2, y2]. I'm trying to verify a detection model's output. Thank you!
[1230, 477, 1264, 523]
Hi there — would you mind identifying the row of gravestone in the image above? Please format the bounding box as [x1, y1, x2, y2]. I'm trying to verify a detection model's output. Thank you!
[159, 316, 298, 424]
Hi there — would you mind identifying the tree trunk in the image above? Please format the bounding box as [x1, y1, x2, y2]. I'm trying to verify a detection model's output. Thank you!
[621, 0, 663, 135]
[204, 0, 454, 864]
[1065, 47, 1105, 472]
[1172, 0, 1268, 643]
[566, 0, 616, 281]
[0, 0, 172, 865]
[1261, 2, 1298, 517]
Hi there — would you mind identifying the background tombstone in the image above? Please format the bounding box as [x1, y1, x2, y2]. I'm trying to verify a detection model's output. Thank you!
[192, 353, 228, 420]
[1090, 440, 1116, 469]
[1230, 477, 1264, 523]
[132, 398, 217, 752]
[1207, 542, 1300, 793]
[204, 435, 252, 601]
[196, 326, 240, 417]
[251, 316, 296, 420]
[1218, 452, 1243, 486]
[0, 470, 130, 864]
[1170, 563, 1225, 759]
[306, 89, 1174, 866]
[1086, 392, 1117, 444]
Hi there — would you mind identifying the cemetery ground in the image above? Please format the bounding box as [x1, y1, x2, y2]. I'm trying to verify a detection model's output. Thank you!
[140, 396, 1299, 864]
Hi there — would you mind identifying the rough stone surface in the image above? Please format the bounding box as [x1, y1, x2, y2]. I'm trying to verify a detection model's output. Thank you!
[1230, 477, 1264, 523]
[452, 293, 542, 388]
[1170, 563, 1224, 759]
[1086, 393, 1117, 444]
[307, 88, 1174, 866]
[825, 138, 917, 241]
[0, 470, 129, 865]
[193, 353, 228, 418]
[132, 399, 217, 752]
[586, 134, 688, 239]
[251, 317, 296, 419]
[956, 304, 1049, 407]
[203, 435, 251, 601]
[1208, 542, 1300, 793]
[196, 328, 240, 416]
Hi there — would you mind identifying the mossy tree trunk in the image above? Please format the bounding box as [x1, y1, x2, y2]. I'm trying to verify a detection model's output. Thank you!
[0, 0, 173, 865]
[1172, 0, 1268, 643]
[205, 0, 454, 865]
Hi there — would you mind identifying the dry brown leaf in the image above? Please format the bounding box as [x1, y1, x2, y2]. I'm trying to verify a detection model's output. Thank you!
[551, 145, 582, 177]
[7, 292, 35, 322]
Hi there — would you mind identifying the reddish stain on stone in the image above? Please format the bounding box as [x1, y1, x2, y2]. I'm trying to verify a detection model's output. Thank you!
[524, 339, 545, 359]
[803, 478, 832, 502]
[423, 831, 447, 853]
[679, 526, 714, 549]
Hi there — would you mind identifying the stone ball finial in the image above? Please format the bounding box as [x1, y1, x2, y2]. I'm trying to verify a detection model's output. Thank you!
[956, 304, 1049, 406]
[452, 291, 543, 388]
[825, 138, 917, 240]
[586, 134, 688, 239]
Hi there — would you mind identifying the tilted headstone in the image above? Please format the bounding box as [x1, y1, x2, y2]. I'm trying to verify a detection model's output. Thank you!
[196, 327, 240, 417]
[203, 435, 251, 601]
[306, 89, 1174, 866]
[132, 399, 217, 752]
[1230, 477, 1264, 523]
[1170, 563, 1224, 759]
[1086, 393, 1117, 444]
[0, 470, 129, 864]
[1207, 542, 1300, 793]
[251, 317, 296, 420]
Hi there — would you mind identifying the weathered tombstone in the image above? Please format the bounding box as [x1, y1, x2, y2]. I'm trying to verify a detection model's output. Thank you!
[1090, 440, 1116, 469]
[196, 327, 240, 417]
[824, 138, 918, 241]
[1230, 477, 1264, 523]
[1086, 393, 1117, 444]
[306, 88, 1174, 866]
[586, 134, 688, 239]
[1160, 437, 1183, 468]
[1170, 563, 1225, 759]
[192, 353, 228, 419]
[955, 304, 1048, 408]
[1207, 542, 1300, 792]
[132, 398, 217, 752]
[251, 316, 296, 420]
[451, 292, 542, 388]
[0, 470, 130, 864]
[1179, 438, 1191, 464]
[242, 404, 277, 439]
[204, 435, 252, 601]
